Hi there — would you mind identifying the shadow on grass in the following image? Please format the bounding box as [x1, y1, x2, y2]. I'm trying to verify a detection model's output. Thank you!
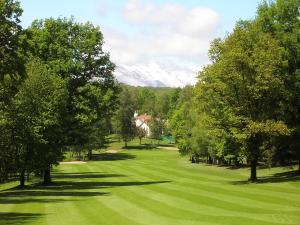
[0, 185, 108, 204]
[226, 162, 297, 170]
[31, 180, 171, 190]
[123, 144, 157, 150]
[157, 144, 176, 147]
[52, 172, 125, 179]
[92, 152, 136, 161]
[0, 212, 43, 225]
[0, 196, 69, 204]
[231, 170, 300, 185]
[0, 179, 170, 204]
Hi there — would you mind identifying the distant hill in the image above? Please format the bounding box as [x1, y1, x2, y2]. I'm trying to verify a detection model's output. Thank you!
[115, 65, 196, 87]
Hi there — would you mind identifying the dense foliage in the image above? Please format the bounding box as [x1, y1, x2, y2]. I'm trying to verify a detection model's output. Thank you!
[171, 0, 300, 181]
[0, 0, 118, 185]
[113, 87, 136, 148]
[110, 85, 178, 146]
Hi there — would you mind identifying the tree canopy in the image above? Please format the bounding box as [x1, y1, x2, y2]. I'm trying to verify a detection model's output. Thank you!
[0, 1, 119, 185]
[171, 0, 300, 181]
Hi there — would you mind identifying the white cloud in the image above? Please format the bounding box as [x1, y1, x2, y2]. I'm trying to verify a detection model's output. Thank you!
[101, 0, 220, 87]
[123, 1, 219, 37]
[123, 1, 185, 24]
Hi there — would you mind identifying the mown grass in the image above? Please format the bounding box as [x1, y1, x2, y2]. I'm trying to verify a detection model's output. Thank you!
[0, 139, 299, 225]
[63, 136, 172, 161]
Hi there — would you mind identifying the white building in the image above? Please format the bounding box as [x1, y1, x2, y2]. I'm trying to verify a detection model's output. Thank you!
[134, 112, 152, 136]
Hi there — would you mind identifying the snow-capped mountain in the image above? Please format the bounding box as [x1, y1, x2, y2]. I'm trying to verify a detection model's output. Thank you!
[114, 63, 197, 87]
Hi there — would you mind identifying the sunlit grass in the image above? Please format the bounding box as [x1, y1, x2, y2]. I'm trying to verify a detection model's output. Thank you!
[0, 139, 299, 225]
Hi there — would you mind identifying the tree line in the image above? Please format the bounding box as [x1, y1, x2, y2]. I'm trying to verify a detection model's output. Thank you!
[170, 0, 300, 181]
[0, 0, 118, 186]
[1, 0, 299, 186]
[112, 85, 184, 147]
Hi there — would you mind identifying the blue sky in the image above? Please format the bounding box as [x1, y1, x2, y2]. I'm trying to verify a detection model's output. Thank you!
[19, 0, 262, 87]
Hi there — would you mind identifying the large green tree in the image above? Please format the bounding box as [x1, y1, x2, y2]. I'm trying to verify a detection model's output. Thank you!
[0, 0, 26, 182]
[170, 0, 300, 179]
[0, 0, 25, 81]
[13, 59, 67, 186]
[27, 17, 118, 154]
[136, 126, 147, 145]
[257, 0, 300, 172]
[114, 87, 136, 148]
[197, 22, 290, 181]
[149, 116, 164, 145]
[73, 83, 118, 159]
[0, 4, 119, 184]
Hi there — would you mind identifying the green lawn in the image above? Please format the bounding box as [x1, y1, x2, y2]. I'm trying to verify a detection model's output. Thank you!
[1, 141, 300, 225]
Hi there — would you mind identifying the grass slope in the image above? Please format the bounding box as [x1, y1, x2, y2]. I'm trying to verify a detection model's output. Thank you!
[1, 140, 300, 225]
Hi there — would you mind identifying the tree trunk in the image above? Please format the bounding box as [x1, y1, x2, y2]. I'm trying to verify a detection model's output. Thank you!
[208, 156, 213, 164]
[139, 138, 142, 145]
[124, 140, 127, 148]
[26, 172, 30, 182]
[250, 159, 257, 182]
[88, 148, 92, 160]
[43, 167, 51, 185]
[0, 169, 8, 183]
[20, 170, 25, 187]
[40, 170, 44, 180]
[298, 159, 300, 174]
[191, 155, 195, 163]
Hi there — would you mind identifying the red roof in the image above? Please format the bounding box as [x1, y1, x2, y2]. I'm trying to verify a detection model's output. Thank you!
[137, 114, 152, 123]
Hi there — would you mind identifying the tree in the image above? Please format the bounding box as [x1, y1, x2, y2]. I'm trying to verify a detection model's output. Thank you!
[27, 17, 118, 159]
[169, 86, 194, 146]
[256, 0, 300, 172]
[73, 83, 118, 159]
[115, 87, 136, 148]
[168, 88, 181, 117]
[149, 116, 164, 145]
[168, 0, 300, 179]
[136, 126, 147, 145]
[0, 6, 119, 184]
[112, 114, 122, 142]
[13, 59, 67, 186]
[0, 0, 26, 183]
[0, 0, 25, 81]
[27, 18, 115, 84]
[197, 22, 290, 181]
